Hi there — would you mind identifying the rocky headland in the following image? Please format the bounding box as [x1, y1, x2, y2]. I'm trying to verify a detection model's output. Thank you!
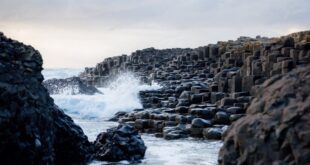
[218, 64, 310, 165]
[79, 31, 310, 163]
[0, 32, 146, 164]
[1, 29, 309, 164]
[80, 31, 310, 139]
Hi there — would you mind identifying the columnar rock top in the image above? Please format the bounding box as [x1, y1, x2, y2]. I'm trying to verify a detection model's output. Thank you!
[81, 30, 310, 88]
[218, 65, 310, 165]
[85, 30, 310, 142]
[80, 47, 193, 86]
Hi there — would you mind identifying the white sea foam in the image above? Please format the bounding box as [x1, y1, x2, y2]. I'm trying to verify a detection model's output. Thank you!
[44, 69, 220, 165]
[76, 119, 222, 165]
[54, 85, 81, 95]
[50, 72, 161, 119]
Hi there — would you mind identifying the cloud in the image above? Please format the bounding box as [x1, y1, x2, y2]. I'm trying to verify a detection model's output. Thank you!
[0, 0, 309, 68]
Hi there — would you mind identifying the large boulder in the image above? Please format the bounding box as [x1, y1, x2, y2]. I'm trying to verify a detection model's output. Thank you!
[0, 32, 92, 164]
[94, 124, 147, 162]
[43, 76, 102, 95]
[218, 66, 310, 165]
[162, 124, 190, 140]
[191, 118, 212, 128]
[203, 127, 223, 140]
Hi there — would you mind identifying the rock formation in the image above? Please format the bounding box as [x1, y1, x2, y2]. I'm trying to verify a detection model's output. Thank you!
[0, 32, 93, 164]
[218, 65, 310, 164]
[80, 47, 193, 86]
[94, 124, 147, 162]
[0, 32, 150, 164]
[82, 30, 310, 141]
[1, 28, 309, 164]
[43, 76, 102, 95]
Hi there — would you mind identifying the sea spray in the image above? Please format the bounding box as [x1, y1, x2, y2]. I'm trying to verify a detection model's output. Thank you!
[45, 70, 221, 165]
[43, 68, 84, 80]
[99, 72, 161, 117]
[51, 72, 161, 119]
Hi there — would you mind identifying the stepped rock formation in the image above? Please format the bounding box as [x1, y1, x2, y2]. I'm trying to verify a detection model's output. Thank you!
[0, 32, 93, 164]
[81, 30, 310, 140]
[80, 47, 193, 86]
[218, 65, 310, 164]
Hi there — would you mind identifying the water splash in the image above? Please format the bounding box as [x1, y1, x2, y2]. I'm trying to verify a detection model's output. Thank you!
[43, 68, 84, 80]
[51, 72, 161, 119]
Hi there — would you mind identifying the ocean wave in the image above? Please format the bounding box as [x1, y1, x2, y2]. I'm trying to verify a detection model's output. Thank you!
[51, 71, 161, 119]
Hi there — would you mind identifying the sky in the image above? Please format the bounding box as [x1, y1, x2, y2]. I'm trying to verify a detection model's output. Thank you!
[0, 0, 309, 68]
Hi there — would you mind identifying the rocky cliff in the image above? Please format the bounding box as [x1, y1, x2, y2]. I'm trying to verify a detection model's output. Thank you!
[2, 28, 308, 164]
[80, 30, 310, 141]
[218, 65, 310, 164]
[0, 32, 93, 164]
[80, 47, 193, 86]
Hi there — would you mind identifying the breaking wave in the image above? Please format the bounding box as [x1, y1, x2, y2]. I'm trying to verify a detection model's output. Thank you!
[49, 71, 161, 119]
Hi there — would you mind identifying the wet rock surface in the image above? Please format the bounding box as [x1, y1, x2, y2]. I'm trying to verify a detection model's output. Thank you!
[43, 76, 102, 95]
[94, 124, 147, 162]
[85, 30, 310, 142]
[218, 65, 310, 165]
[0, 33, 93, 164]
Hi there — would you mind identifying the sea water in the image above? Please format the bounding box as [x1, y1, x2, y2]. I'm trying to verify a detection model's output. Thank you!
[43, 69, 222, 165]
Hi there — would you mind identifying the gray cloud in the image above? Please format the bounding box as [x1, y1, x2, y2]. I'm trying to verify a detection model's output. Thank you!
[0, 0, 309, 68]
[1, 0, 309, 28]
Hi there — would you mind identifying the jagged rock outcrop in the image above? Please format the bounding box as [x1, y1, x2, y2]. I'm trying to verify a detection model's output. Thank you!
[101, 31, 310, 141]
[80, 47, 193, 86]
[43, 76, 102, 95]
[0, 32, 93, 164]
[94, 124, 147, 162]
[218, 65, 310, 165]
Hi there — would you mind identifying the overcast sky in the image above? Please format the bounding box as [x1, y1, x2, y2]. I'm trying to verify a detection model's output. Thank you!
[0, 0, 309, 68]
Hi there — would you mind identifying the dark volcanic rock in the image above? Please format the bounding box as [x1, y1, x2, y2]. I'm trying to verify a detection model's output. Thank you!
[218, 66, 310, 165]
[0, 33, 92, 164]
[203, 127, 223, 140]
[163, 124, 190, 140]
[80, 47, 193, 86]
[43, 76, 102, 95]
[109, 111, 128, 122]
[82, 30, 310, 142]
[191, 118, 212, 128]
[94, 124, 146, 162]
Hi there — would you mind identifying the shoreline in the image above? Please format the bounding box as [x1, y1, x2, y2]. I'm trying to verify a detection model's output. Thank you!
[1, 30, 309, 164]
[72, 117, 221, 165]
